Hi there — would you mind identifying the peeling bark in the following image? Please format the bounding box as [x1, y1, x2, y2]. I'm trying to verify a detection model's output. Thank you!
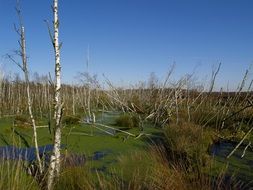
[47, 0, 62, 189]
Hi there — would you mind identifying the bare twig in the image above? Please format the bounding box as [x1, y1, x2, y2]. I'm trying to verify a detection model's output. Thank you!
[209, 63, 221, 93]
[241, 141, 251, 158]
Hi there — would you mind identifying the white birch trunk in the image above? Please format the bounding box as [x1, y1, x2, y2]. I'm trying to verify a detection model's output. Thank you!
[47, 0, 62, 189]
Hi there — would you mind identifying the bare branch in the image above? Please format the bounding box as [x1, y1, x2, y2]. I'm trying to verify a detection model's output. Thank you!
[209, 62, 221, 93]
[44, 20, 54, 47]
[5, 54, 24, 72]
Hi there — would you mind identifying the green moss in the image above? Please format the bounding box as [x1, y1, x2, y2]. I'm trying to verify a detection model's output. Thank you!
[0, 111, 252, 188]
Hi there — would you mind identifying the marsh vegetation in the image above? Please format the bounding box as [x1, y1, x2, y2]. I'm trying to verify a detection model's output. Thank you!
[0, 66, 253, 189]
[0, 0, 253, 189]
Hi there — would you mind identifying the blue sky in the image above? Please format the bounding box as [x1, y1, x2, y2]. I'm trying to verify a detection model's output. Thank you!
[0, 0, 253, 90]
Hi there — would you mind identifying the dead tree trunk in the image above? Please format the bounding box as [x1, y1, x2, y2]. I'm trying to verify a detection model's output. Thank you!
[20, 26, 43, 174]
[7, 4, 43, 174]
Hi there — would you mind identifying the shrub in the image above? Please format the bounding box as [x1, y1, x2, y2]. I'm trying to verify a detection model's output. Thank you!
[63, 115, 80, 126]
[115, 114, 140, 128]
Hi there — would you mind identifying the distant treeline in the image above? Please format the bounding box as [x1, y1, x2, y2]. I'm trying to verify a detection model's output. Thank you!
[1, 73, 252, 129]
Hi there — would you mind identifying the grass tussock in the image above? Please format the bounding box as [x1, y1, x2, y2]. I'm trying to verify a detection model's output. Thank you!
[0, 159, 39, 190]
[110, 145, 230, 190]
[164, 122, 213, 161]
[115, 114, 140, 129]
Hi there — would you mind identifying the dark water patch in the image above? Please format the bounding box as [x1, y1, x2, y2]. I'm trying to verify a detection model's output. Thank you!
[89, 150, 113, 161]
[62, 150, 114, 169]
[0, 144, 65, 162]
[92, 151, 107, 160]
[210, 140, 253, 159]
[211, 140, 253, 186]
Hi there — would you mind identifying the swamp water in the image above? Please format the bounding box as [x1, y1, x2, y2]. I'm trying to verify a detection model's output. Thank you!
[0, 145, 111, 164]
[211, 140, 253, 186]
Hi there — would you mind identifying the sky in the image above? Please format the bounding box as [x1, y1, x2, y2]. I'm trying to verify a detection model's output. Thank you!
[0, 0, 253, 90]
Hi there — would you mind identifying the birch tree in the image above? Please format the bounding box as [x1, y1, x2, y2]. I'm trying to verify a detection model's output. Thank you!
[47, 0, 63, 189]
